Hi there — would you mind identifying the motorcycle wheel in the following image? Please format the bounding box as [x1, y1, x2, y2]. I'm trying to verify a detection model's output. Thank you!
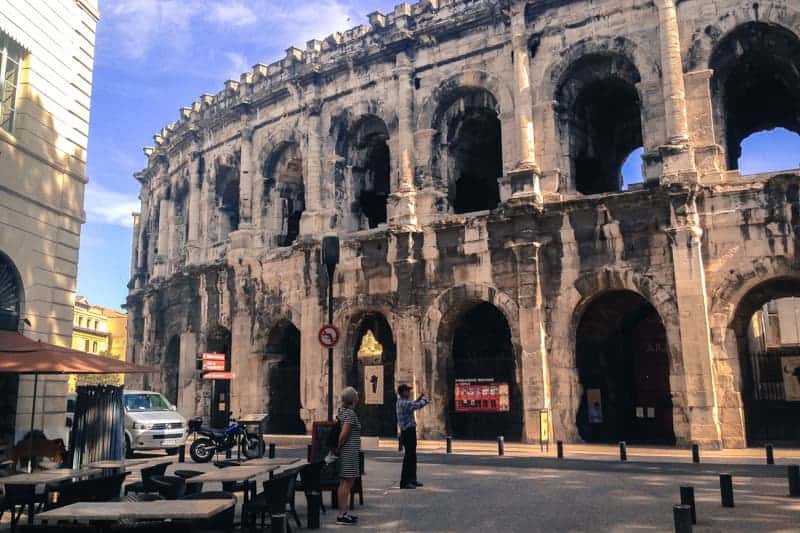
[242, 436, 265, 459]
[190, 438, 215, 463]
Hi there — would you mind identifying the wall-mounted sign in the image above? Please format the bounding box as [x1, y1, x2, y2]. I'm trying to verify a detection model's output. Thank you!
[454, 379, 509, 412]
[202, 353, 226, 372]
[363, 365, 384, 405]
[318, 325, 340, 349]
[782, 356, 800, 401]
[203, 371, 235, 380]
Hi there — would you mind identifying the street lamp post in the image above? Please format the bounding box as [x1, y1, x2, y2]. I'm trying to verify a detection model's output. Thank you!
[322, 236, 340, 421]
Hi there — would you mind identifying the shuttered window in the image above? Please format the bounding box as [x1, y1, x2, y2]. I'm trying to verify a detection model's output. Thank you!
[0, 32, 24, 134]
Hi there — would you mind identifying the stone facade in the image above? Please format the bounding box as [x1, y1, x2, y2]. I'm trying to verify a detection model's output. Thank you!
[127, 0, 800, 448]
[0, 0, 100, 444]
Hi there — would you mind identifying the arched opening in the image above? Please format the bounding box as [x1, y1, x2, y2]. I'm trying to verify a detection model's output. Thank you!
[348, 117, 391, 229]
[264, 321, 305, 434]
[446, 302, 522, 441]
[215, 157, 240, 239]
[173, 178, 190, 246]
[0, 252, 21, 449]
[738, 128, 800, 175]
[621, 147, 645, 190]
[206, 326, 232, 428]
[557, 54, 644, 195]
[575, 291, 675, 444]
[731, 278, 800, 445]
[163, 336, 180, 407]
[264, 143, 305, 246]
[347, 313, 396, 437]
[0, 251, 22, 331]
[434, 89, 502, 214]
[710, 23, 800, 173]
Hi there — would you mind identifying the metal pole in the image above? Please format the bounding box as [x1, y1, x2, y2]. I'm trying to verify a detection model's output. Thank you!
[673, 504, 693, 533]
[327, 266, 334, 421]
[28, 373, 38, 473]
[680, 486, 697, 524]
[719, 473, 734, 507]
[446, 436, 453, 454]
[788, 465, 800, 497]
[619, 441, 627, 461]
[691, 443, 700, 464]
[557, 440, 564, 459]
[766, 444, 775, 465]
[497, 436, 505, 456]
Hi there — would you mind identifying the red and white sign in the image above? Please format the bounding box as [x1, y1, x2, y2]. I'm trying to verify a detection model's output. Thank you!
[318, 325, 340, 349]
[454, 379, 510, 413]
[202, 353, 227, 372]
[203, 372, 236, 381]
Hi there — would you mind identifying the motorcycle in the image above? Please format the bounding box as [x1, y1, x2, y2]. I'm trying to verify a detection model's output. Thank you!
[188, 416, 265, 463]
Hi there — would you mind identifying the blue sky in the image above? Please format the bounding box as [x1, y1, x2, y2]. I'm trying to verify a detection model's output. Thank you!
[77, 0, 800, 310]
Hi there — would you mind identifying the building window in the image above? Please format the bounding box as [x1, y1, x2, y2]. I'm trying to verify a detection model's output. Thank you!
[78, 316, 83, 328]
[84, 339, 90, 352]
[0, 33, 24, 134]
[92, 341, 97, 353]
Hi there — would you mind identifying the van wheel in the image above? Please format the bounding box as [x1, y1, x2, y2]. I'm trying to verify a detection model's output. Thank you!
[125, 436, 134, 459]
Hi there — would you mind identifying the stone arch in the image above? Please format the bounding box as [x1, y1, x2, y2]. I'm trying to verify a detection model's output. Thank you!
[708, 257, 800, 444]
[205, 324, 232, 428]
[262, 138, 306, 246]
[421, 284, 521, 438]
[0, 249, 24, 331]
[263, 319, 305, 434]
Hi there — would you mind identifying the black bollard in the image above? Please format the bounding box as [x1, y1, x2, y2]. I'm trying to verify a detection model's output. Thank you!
[719, 473, 734, 507]
[788, 465, 800, 497]
[446, 436, 453, 454]
[307, 490, 321, 529]
[557, 440, 564, 460]
[271, 512, 287, 533]
[691, 444, 700, 464]
[766, 444, 775, 465]
[619, 441, 627, 462]
[307, 444, 312, 462]
[680, 486, 697, 525]
[497, 436, 505, 456]
[268, 442, 276, 459]
[673, 504, 693, 533]
[178, 444, 185, 463]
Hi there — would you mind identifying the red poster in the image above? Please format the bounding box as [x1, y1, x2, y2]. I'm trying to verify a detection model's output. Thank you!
[455, 380, 510, 412]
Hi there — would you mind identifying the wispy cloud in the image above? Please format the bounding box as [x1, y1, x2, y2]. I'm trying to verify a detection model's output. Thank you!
[84, 183, 140, 228]
[205, 1, 257, 28]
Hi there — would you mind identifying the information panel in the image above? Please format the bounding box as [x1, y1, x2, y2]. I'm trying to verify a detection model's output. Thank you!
[454, 379, 509, 412]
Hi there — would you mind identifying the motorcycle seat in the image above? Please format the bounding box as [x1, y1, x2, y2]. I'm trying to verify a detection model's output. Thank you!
[200, 428, 229, 440]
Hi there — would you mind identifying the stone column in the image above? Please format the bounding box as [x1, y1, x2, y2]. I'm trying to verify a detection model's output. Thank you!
[130, 213, 141, 288]
[186, 151, 203, 264]
[390, 51, 418, 227]
[684, 70, 726, 181]
[238, 124, 255, 228]
[510, 242, 551, 443]
[654, 0, 697, 180]
[300, 102, 328, 236]
[505, 4, 542, 203]
[154, 185, 171, 278]
[668, 190, 722, 447]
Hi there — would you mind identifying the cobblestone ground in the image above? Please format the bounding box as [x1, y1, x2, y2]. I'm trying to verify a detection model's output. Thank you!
[3, 445, 799, 532]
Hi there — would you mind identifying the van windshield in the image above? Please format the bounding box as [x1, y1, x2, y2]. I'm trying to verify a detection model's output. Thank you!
[125, 393, 172, 412]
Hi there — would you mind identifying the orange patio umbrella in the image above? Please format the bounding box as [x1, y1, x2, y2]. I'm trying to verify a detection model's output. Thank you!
[0, 330, 157, 471]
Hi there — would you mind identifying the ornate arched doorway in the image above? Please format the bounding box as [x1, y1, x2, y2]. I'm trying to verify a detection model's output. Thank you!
[447, 302, 522, 441]
[575, 291, 674, 444]
[265, 321, 305, 434]
[347, 313, 396, 437]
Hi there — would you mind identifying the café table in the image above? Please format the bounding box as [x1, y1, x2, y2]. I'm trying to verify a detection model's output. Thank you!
[1, 468, 99, 485]
[35, 498, 235, 524]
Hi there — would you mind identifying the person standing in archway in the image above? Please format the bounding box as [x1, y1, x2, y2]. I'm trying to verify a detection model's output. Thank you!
[396, 384, 429, 489]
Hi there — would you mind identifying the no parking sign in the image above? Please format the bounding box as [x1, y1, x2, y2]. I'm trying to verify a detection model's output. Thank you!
[318, 324, 340, 349]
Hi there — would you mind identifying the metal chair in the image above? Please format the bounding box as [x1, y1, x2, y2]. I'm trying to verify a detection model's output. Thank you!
[245, 473, 295, 532]
[180, 491, 237, 533]
[123, 462, 169, 495]
[5, 484, 46, 530]
[149, 475, 186, 500]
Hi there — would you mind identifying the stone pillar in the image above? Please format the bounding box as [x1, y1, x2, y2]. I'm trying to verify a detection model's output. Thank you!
[238, 124, 255, 227]
[177, 331, 198, 418]
[154, 186, 171, 278]
[300, 103, 329, 236]
[654, 0, 697, 181]
[668, 190, 722, 447]
[186, 151, 203, 263]
[684, 70, 726, 181]
[390, 51, 418, 227]
[510, 242, 551, 443]
[504, 4, 542, 203]
[201, 163, 215, 262]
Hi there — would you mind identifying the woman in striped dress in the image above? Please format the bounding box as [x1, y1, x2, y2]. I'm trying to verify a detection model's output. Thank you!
[336, 386, 362, 525]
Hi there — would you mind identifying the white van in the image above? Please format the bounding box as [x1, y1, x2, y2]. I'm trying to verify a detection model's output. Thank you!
[123, 390, 187, 457]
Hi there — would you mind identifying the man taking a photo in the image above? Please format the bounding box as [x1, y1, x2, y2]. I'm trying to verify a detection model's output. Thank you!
[396, 384, 429, 489]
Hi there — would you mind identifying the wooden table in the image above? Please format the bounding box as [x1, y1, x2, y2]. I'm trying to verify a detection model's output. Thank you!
[1, 468, 97, 486]
[243, 457, 305, 467]
[86, 458, 172, 470]
[35, 499, 235, 523]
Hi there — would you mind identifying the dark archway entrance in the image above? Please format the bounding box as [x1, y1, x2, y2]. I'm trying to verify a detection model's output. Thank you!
[575, 291, 675, 444]
[0, 252, 21, 447]
[164, 336, 180, 407]
[731, 278, 800, 445]
[448, 303, 522, 441]
[348, 313, 396, 437]
[206, 327, 231, 428]
[265, 321, 305, 434]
